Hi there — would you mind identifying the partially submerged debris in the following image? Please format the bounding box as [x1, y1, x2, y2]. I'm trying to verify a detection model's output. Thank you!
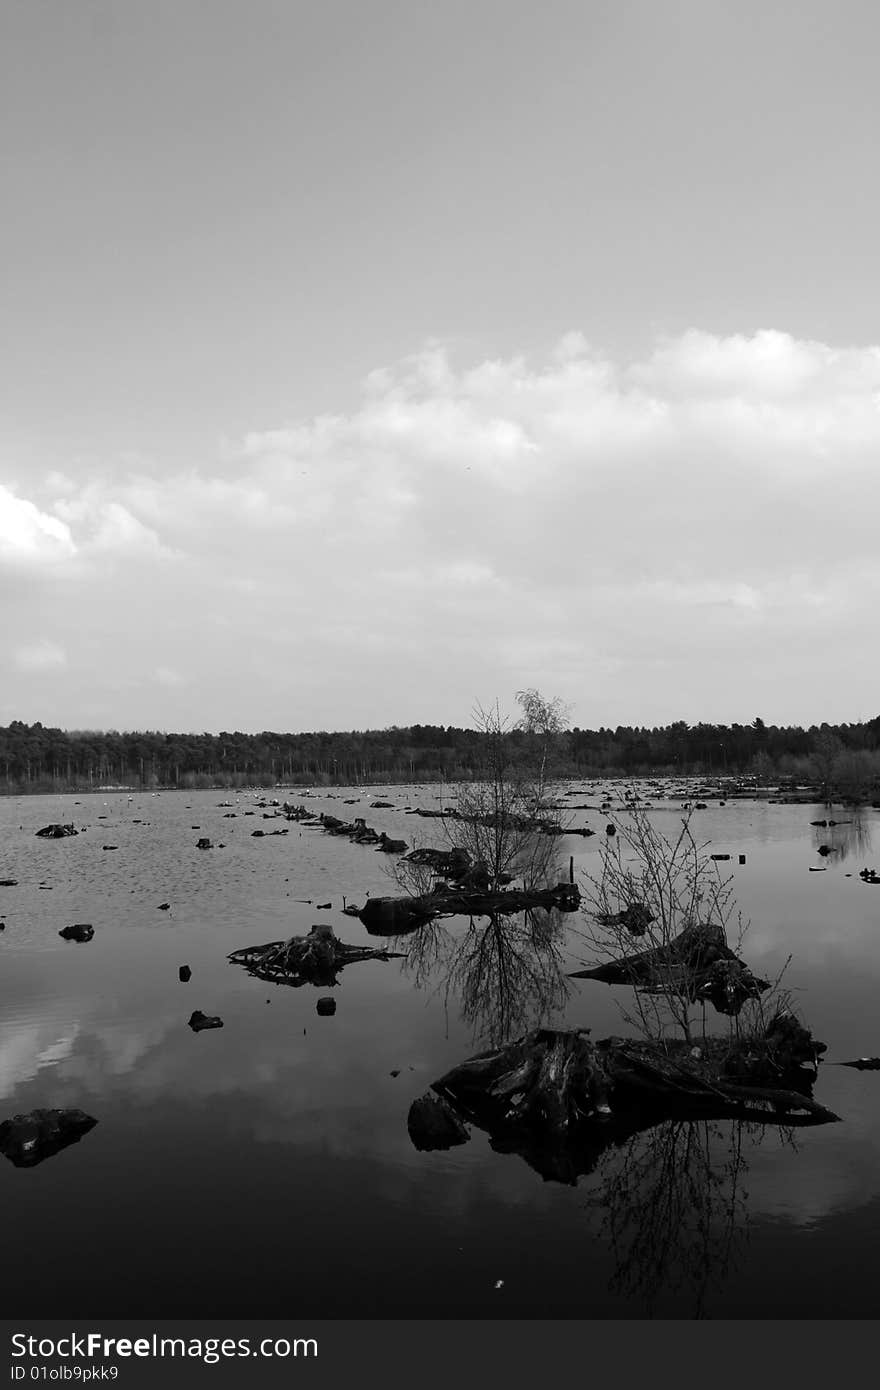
[360, 882, 582, 936]
[189, 1010, 223, 1031]
[36, 824, 78, 839]
[228, 923, 405, 987]
[59, 923, 94, 943]
[837, 1057, 880, 1070]
[570, 921, 768, 1016]
[595, 903, 655, 936]
[0, 1108, 98, 1167]
[415, 1024, 839, 1172]
[407, 1093, 471, 1151]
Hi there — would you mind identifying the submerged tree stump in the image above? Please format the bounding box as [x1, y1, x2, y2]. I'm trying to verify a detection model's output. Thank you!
[228, 924, 405, 987]
[426, 1024, 839, 1166]
[570, 921, 770, 1016]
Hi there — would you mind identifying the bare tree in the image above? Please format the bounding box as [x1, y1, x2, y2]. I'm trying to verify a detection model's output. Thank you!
[579, 802, 762, 1045]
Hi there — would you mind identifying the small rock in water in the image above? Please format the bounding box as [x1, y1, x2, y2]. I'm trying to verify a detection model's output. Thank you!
[158, 902, 171, 911]
[0, 1108, 98, 1167]
[316, 997, 337, 1016]
[407, 1094, 470, 1151]
[59, 923, 94, 943]
[188, 1010, 223, 1031]
[196, 838, 212, 850]
[178, 965, 192, 982]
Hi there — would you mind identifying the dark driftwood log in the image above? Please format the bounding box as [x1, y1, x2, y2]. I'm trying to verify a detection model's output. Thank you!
[359, 882, 582, 936]
[227, 924, 405, 986]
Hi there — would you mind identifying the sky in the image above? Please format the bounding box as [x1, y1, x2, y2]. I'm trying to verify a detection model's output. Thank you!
[2, 0, 880, 734]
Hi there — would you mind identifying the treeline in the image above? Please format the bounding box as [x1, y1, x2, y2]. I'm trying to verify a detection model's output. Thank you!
[3, 715, 880, 795]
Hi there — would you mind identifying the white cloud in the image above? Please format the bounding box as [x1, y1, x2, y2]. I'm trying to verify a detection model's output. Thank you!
[154, 666, 186, 686]
[0, 483, 76, 567]
[5, 327, 880, 726]
[14, 640, 67, 672]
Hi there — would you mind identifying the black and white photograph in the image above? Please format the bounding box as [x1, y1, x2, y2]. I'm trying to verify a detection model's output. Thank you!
[2, 0, 880, 1352]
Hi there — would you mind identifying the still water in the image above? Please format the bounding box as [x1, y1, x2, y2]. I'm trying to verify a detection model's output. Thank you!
[1, 785, 879, 1318]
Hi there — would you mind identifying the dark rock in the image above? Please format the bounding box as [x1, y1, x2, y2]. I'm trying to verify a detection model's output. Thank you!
[157, 902, 171, 910]
[316, 997, 337, 1016]
[0, 879, 18, 887]
[710, 853, 730, 861]
[407, 1093, 470, 1151]
[179, 965, 192, 982]
[188, 1010, 223, 1031]
[251, 830, 265, 837]
[605, 824, 616, 836]
[59, 923, 94, 943]
[405, 847, 471, 877]
[102, 845, 118, 851]
[370, 801, 395, 809]
[196, 838, 212, 850]
[36, 824, 78, 839]
[376, 834, 407, 853]
[596, 903, 655, 936]
[0, 1108, 98, 1167]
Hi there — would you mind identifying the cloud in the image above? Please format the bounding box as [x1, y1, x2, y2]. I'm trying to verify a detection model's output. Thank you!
[0, 483, 76, 568]
[14, 640, 67, 672]
[4, 327, 880, 727]
[154, 666, 186, 686]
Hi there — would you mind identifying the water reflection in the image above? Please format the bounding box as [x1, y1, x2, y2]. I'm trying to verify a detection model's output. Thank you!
[811, 813, 873, 864]
[396, 910, 572, 1046]
[585, 1118, 751, 1317]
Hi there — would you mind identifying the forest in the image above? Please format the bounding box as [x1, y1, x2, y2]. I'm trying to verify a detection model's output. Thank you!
[2, 714, 880, 796]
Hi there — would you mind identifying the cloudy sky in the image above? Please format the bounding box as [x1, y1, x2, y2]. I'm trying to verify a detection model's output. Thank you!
[2, 0, 879, 734]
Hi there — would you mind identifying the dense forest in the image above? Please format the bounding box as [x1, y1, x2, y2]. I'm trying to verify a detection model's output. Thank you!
[2, 715, 880, 797]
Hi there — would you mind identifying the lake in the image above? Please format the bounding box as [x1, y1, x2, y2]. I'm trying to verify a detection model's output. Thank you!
[1, 784, 879, 1318]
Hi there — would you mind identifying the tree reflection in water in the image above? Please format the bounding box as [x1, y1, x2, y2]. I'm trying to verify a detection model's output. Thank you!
[395, 908, 572, 1046]
[397, 902, 815, 1317]
[814, 811, 872, 863]
[583, 1116, 753, 1317]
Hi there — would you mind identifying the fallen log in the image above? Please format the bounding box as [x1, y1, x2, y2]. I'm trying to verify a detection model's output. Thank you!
[359, 881, 582, 936]
[228, 923, 405, 986]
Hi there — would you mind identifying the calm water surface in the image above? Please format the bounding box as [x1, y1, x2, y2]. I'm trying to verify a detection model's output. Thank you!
[1, 785, 879, 1318]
